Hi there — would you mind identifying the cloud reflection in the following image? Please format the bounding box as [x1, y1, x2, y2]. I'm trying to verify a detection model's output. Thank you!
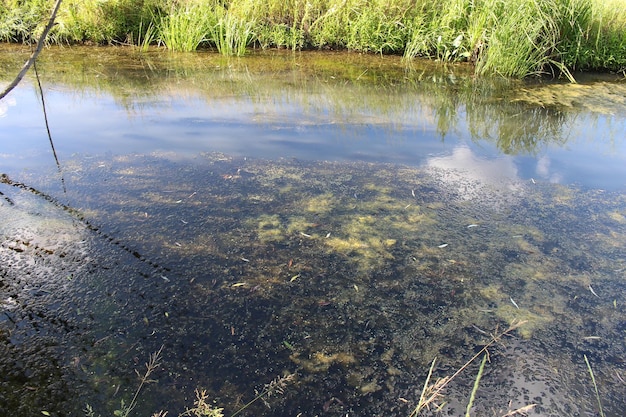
[535, 155, 563, 184]
[426, 146, 522, 202]
[0, 95, 16, 118]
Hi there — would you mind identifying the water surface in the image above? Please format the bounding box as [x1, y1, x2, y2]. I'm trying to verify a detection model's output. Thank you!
[1, 45, 625, 417]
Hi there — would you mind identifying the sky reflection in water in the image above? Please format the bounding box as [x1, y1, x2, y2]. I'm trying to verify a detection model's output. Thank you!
[1, 47, 625, 191]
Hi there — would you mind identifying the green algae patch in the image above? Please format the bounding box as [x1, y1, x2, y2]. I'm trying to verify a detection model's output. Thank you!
[305, 192, 336, 215]
[512, 82, 626, 115]
[495, 305, 553, 339]
[256, 214, 286, 243]
[290, 351, 357, 373]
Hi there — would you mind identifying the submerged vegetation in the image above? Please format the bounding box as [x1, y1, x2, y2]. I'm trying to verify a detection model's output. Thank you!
[3, 149, 625, 416]
[1, 0, 626, 76]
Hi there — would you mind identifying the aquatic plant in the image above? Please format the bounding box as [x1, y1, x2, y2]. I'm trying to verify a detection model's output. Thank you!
[83, 346, 164, 417]
[229, 373, 295, 417]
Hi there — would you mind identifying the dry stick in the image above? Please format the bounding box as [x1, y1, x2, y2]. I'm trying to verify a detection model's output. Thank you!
[0, 0, 63, 101]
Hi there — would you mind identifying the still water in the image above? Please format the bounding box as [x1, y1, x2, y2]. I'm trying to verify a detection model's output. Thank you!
[1, 45, 625, 417]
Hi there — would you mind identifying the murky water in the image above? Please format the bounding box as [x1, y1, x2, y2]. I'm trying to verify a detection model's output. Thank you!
[1, 45, 625, 417]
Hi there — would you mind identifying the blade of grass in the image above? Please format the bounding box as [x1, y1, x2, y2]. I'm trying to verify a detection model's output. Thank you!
[465, 353, 488, 417]
[409, 357, 438, 417]
[584, 354, 605, 417]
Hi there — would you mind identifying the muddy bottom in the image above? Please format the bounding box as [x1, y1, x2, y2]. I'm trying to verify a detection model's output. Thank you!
[1, 153, 625, 417]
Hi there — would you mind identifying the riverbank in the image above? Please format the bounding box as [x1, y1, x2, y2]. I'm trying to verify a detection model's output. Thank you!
[1, 0, 625, 78]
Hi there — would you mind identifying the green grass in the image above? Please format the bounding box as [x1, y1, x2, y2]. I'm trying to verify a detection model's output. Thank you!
[1, 0, 625, 76]
[208, 5, 255, 56]
[584, 354, 605, 417]
[158, 1, 213, 52]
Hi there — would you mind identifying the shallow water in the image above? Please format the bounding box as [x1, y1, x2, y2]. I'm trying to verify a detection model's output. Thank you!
[1, 45, 625, 417]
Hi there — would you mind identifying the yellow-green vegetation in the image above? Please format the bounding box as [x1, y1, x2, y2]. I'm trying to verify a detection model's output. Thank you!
[255, 214, 285, 243]
[1, 0, 625, 74]
[479, 284, 553, 338]
[290, 350, 357, 373]
[249, 175, 436, 275]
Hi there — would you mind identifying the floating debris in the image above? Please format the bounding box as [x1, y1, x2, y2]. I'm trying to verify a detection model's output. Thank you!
[241, 257, 250, 262]
[300, 232, 312, 238]
[290, 273, 301, 282]
[589, 285, 599, 297]
[510, 297, 520, 309]
[438, 243, 449, 248]
[472, 324, 488, 335]
[467, 224, 478, 228]
[231, 282, 247, 287]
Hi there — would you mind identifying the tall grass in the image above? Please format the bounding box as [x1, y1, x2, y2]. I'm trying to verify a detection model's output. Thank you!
[208, 5, 255, 56]
[47, 0, 162, 45]
[158, 1, 213, 52]
[1, 0, 625, 76]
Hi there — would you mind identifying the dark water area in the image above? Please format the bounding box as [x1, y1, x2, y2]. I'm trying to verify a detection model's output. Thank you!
[1, 45, 626, 417]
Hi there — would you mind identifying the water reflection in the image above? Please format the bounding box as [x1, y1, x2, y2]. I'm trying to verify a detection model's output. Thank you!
[0, 45, 625, 189]
[0, 46, 626, 417]
[426, 146, 522, 202]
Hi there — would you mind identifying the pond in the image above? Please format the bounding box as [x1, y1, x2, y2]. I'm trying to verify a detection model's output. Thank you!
[1, 45, 625, 417]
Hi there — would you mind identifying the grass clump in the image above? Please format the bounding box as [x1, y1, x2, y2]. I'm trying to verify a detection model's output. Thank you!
[158, 1, 213, 52]
[207, 5, 255, 56]
[50, 0, 162, 45]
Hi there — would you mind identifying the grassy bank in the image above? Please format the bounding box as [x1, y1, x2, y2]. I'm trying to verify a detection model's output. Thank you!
[1, 0, 625, 77]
